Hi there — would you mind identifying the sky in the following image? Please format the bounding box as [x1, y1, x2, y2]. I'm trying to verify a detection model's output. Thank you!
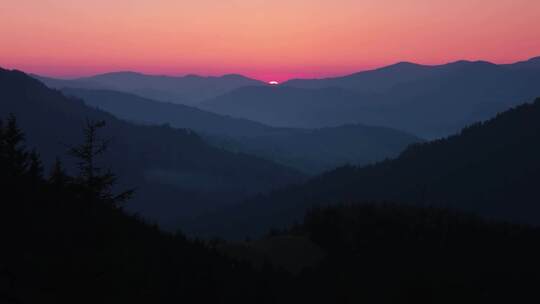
[1, 0, 540, 82]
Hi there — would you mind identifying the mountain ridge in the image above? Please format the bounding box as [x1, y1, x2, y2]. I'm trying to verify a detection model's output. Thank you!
[191, 98, 540, 238]
[61, 87, 421, 174]
[0, 67, 304, 226]
[202, 59, 540, 138]
[35, 71, 265, 105]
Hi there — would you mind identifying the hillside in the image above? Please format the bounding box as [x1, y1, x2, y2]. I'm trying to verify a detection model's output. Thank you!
[199, 86, 375, 128]
[286, 204, 540, 303]
[3, 121, 539, 303]
[0, 120, 285, 303]
[0, 68, 304, 226]
[191, 98, 540, 238]
[60, 87, 420, 174]
[210, 124, 421, 174]
[61, 88, 275, 137]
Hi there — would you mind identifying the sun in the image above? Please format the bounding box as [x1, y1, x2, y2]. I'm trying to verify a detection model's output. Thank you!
[268, 81, 279, 85]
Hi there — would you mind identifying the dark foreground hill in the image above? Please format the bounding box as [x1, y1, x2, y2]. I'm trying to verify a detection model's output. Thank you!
[0, 68, 303, 225]
[0, 119, 283, 304]
[61, 87, 420, 174]
[287, 203, 540, 303]
[2, 117, 540, 303]
[192, 98, 540, 238]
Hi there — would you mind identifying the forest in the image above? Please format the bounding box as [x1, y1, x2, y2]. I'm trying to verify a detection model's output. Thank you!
[2, 112, 540, 303]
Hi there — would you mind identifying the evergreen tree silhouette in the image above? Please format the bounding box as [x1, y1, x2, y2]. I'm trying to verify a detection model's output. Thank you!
[28, 149, 43, 185]
[48, 157, 69, 188]
[69, 119, 133, 206]
[2, 114, 29, 177]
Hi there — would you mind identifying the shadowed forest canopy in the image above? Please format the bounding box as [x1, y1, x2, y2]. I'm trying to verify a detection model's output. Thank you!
[1, 120, 540, 303]
[191, 98, 540, 238]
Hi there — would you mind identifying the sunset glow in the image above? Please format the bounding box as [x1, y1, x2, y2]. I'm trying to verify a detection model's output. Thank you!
[1, 0, 540, 82]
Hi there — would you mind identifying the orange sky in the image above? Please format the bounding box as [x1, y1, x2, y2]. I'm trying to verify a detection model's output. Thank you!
[1, 0, 540, 82]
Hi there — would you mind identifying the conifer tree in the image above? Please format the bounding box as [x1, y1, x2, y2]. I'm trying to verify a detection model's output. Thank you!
[28, 150, 43, 180]
[69, 120, 133, 206]
[49, 157, 69, 188]
[3, 114, 29, 177]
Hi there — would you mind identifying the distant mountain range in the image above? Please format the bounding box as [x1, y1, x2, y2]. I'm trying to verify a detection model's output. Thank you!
[0, 68, 303, 225]
[200, 57, 540, 138]
[60, 88, 275, 137]
[61, 87, 421, 174]
[191, 97, 540, 238]
[283, 57, 540, 90]
[208, 124, 420, 174]
[198, 85, 375, 128]
[36, 57, 540, 138]
[35, 72, 264, 105]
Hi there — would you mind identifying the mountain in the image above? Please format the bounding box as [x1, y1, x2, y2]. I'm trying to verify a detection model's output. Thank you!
[284, 56, 540, 91]
[191, 98, 540, 238]
[60, 87, 421, 174]
[61, 88, 275, 137]
[199, 86, 376, 128]
[0, 68, 303, 226]
[505, 56, 540, 70]
[283, 61, 439, 92]
[210, 124, 421, 174]
[0, 122, 284, 303]
[201, 58, 540, 138]
[284, 203, 540, 303]
[4, 116, 540, 303]
[35, 71, 264, 105]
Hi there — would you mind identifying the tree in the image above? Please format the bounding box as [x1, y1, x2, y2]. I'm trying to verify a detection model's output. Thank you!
[69, 120, 133, 206]
[27, 149, 43, 186]
[2, 114, 29, 177]
[48, 157, 69, 190]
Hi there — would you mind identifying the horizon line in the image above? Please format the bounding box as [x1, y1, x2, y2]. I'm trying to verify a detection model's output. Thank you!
[15, 55, 540, 83]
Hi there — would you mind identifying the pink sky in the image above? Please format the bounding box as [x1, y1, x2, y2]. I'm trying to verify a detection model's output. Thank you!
[1, 0, 540, 82]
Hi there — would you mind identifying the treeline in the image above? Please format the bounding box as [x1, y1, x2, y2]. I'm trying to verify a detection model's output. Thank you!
[0, 116, 286, 304]
[192, 98, 540, 238]
[290, 203, 540, 303]
[2, 114, 540, 303]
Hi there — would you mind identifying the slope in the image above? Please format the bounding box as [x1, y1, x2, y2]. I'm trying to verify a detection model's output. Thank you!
[192, 98, 540, 238]
[60, 87, 421, 174]
[0, 68, 304, 225]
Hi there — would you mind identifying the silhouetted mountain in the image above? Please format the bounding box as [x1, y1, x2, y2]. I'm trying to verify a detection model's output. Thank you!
[0, 68, 303, 226]
[283, 61, 438, 91]
[202, 58, 540, 138]
[3, 118, 540, 303]
[36, 71, 264, 105]
[286, 203, 540, 303]
[284, 56, 540, 90]
[61, 88, 275, 137]
[192, 98, 540, 238]
[60, 87, 420, 174]
[31, 74, 111, 91]
[505, 56, 540, 70]
[0, 120, 287, 303]
[199, 86, 377, 128]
